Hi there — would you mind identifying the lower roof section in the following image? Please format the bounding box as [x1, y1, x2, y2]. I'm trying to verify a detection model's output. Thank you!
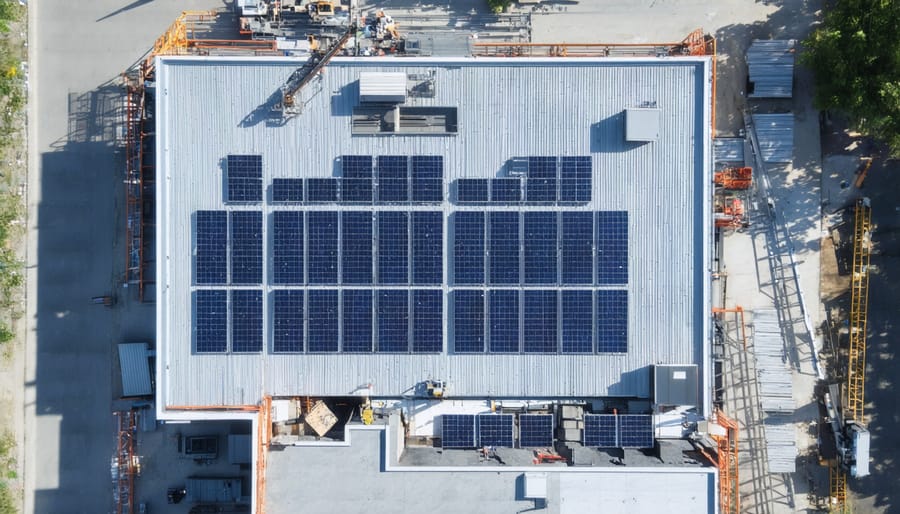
[265, 418, 717, 514]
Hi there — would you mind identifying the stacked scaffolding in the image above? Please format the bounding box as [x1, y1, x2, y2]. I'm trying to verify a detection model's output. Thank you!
[747, 40, 795, 98]
[112, 410, 138, 514]
[124, 84, 144, 299]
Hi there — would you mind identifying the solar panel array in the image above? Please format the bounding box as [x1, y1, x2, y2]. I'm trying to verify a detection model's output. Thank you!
[518, 414, 554, 448]
[477, 414, 515, 447]
[583, 414, 654, 448]
[441, 414, 477, 448]
[195, 153, 631, 356]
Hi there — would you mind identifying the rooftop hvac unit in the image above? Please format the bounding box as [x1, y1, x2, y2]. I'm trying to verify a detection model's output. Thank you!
[625, 107, 660, 142]
[359, 72, 407, 103]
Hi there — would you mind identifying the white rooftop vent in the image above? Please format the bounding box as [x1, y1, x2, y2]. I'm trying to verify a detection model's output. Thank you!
[625, 107, 660, 142]
[359, 72, 407, 103]
[523, 473, 547, 499]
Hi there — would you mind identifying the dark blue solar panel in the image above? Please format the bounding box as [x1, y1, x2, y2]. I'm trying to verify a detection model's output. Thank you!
[412, 289, 442, 353]
[584, 414, 618, 447]
[441, 414, 476, 449]
[490, 178, 521, 203]
[196, 211, 227, 284]
[306, 178, 339, 202]
[559, 156, 592, 203]
[478, 414, 514, 447]
[411, 155, 443, 202]
[411, 211, 442, 284]
[597, 289, 627, 353]
[342, 289, 373, 352]
[341, 211, 373, 284]
[273, 211, 303, 285]
[561, 212, 593, 284]
[378, 290, 408, 352]
[523, 212, 557, 284]
[231, 211, 262, 285]
[195, 290, 227, 353]
[454, 290, 484, 353]
[377, 155, 408, 202]
[523, 290, 557, 353]
[489, 211, 519, 285]
[341, 178, 372, 203]
[453, 212, 484, 284]
[226, 154, 262, 202]
[273, 290, 303, 352]
[562, 290, 593, 353]
[342, 155, 373, 178]
[378, 212, 408, 284]
[456, 179, 489, 203]
[232, 289, 262, 352]
[271, 178, 303, 202]
[597, 211, 628, 285]
[489, 290, 519, 353]
[307, 290, 338, 352]
[618, 414, 654, 448]
[526, 156, 557, 203]
[307, 211, 338, 284]
[519, 414, 554, 447]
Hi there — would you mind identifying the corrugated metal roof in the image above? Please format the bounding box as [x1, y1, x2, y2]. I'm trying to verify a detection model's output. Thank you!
[713, 137, 744, 165]
[155, 56, 712, 406]
[753, 309, 794, 413]
[763, 421, 797, 473]
[118, 342, 152, 397]
[752, 113, 794, 164]
[747, 40, 795, 98]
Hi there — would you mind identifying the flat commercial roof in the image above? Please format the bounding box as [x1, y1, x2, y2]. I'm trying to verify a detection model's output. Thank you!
[155, 56, 712, 409]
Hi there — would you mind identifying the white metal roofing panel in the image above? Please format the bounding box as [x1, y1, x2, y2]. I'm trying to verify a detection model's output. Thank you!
[118, 342, 152, 397]
[155, 56, 712, 408]
[359, 71, 407, 103]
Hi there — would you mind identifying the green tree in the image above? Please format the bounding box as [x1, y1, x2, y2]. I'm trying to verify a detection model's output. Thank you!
[802, 0, 900, 154]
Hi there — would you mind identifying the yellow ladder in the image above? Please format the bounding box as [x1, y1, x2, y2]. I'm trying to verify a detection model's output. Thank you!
[845, 198, 871, 423]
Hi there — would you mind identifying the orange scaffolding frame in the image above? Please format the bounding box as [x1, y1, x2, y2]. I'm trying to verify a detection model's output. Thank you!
[113, 410, 138, 514]
[698, 409, 739, 514]
[712, 306, 748, 349]
[123, 84, 144, 299]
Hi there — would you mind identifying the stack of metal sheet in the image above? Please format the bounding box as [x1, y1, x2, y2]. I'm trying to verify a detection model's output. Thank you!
[763, 421, 798, 473]
[747, 40, 795, 98]
[752, 113, 794, 163]
[753, 309, 795, 413]
[714, 138, 745, 166]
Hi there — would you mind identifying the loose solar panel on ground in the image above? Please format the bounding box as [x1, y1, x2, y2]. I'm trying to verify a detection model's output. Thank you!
[561, 290, 593, 353]
[231, 211, 262, 285]
[273, 290, 303, 353]
[195, 290, 227, 353]
[306, 178, 339, 202]
[196, 210, 227, 284]
[559, 156, 592, 203]
[232, 289, 263, 352]
[411, 212, 442, 284]
[226, 154, 263, 203]
[597, 211, 628, 285]
[411, 289, 442, 353]
[341, 212, 373, 284]
[441, 414, 477, 449]
[456, 179, 489, 203]
[307, 290, 338, 352]
[519, 414, 554, 447]
[378, 290, 409, 352]
[307, 211, 338, 284]
[488, 211, 519, 285]
[490, 178, 521, 203]
[597, 289, 628, 353]
[526, 156, 557, 203]
[271, 178, 303, 202]
[584, 414, 618, 447]
[377, 212, 408, 284]
[523, 212, 557, 284]
[342, 289, 373, 352]
[561, 212, 593, 285]
[377, 155, 409, 202]
[478, 414, 514, 447]
[618, 414, 654, 448]
[272, 211, 303, 285]
[453, 212, 485, 284]
[454, 290, 484, 352]
[410, 155, 443, 202]
[523, 290, 558, 352]
[489, 290, 519, 353]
